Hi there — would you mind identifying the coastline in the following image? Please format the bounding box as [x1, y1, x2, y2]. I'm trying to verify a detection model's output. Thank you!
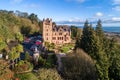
[104, 31, 120, 36]
[104, 31, 120, 43]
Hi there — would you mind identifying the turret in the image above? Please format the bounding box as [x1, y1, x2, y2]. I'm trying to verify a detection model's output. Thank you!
[42, 18, 53, 43]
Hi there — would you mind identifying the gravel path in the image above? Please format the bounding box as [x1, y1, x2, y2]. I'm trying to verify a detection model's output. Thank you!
[56, 53, 66, 72]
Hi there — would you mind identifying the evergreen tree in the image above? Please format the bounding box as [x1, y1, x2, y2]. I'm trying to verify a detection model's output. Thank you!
[108, 38, 120, 80]
[95, 51, 109, 80]
[75, 37, 81, 49]
[79, 20, 89, 49]
[71, 26, 78, 39]
[80, 21, 100, 59]
[95, 20, 105, 49]
[28, 13, 39, 24]
[78, 20, 110, 80]
[109, 49, 120, 80]
[96, 19, 104, 38]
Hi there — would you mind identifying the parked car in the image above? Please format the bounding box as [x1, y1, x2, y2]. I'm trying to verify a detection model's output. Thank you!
[35, 40, 42, 45]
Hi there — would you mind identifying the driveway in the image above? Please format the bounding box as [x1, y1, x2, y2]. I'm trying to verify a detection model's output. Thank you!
[56, 53, 66, 72]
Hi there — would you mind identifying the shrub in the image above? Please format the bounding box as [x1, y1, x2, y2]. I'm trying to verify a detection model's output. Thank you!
[62, 49, 97, 80]
[14, 60, 33, 73]
[38, 56, 45, 66]
[15, 73, 38, 80]
[44, 62, 52, 68]
[0, 60, 14, 80]
[24, 51, 30, 62]
[36, 68, 62, 80]
[44, 54, 57, 68]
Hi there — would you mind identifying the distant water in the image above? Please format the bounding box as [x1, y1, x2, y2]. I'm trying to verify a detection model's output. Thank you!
[78, 26, 120, 33]
[103, 27, 120, 33]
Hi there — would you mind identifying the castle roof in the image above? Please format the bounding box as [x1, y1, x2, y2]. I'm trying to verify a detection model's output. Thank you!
[52, 25, 71, 32]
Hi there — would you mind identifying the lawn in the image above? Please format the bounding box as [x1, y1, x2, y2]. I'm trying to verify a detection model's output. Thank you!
[15, 73, 38, 80]
[60, 44, 74, 53]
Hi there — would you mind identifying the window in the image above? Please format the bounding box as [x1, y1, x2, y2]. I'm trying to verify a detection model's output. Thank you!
[62, 37, 63, 40]
[46, 33, 48, 36]
[59, 33, 62, 35]
[52, 37, 56, 40]
[60, 37, 61, 40]
[46, 37, 48, 40]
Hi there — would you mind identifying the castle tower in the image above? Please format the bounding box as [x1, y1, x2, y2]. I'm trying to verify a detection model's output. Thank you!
[43, 18, 52, 43]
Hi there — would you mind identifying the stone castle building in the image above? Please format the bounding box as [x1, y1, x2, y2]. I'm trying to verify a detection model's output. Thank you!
[43, 18, 71, 44]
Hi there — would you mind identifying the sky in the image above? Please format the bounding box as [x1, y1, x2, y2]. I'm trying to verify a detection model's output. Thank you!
[1, 0, 120, 26]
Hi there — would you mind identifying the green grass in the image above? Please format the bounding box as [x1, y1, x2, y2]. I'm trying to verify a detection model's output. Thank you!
[61, 44, 74, 53]
[61, 47, 70, 53]
[15, 73, 38, 80]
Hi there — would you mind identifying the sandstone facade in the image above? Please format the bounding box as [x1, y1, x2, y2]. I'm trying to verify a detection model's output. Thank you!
[43, 18, 71, 44]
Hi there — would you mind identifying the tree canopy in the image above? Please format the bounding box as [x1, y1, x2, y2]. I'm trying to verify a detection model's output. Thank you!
[75, 19, 120, 80]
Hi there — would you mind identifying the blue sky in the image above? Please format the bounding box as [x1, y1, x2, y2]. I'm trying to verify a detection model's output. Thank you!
[1, 0, 120, 26]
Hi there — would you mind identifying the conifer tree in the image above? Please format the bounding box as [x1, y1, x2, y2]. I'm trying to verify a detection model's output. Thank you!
[80, 21, 100, 59]
[79, 20, 90, 50]
[75, 37, 81, 49]
[95, 20, 109, 80]
[96, 20, 105, 49]
[109, 49, 120, 80]
[96, 19, 104, 38]
[95, 51, 109, 80]
[79, 20, 110, 80]
[107, 38, 120, 80]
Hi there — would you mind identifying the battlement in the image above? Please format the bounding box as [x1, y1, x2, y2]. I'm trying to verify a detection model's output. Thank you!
[43, 18, 52, 25]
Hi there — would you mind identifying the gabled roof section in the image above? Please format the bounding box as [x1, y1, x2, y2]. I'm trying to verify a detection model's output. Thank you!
[52, 25, 71, 32]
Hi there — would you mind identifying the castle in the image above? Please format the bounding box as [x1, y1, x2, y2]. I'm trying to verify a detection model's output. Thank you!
[43, 18, 71, 45]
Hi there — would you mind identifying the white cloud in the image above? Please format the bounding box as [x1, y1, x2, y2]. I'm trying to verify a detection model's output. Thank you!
[10, 0, 23, 4]
[68, 17, 84, 22]
[23, 4, 39, 8]
[112, 17, 120, 21]
[12, 0, 23, 3]
[66, 0, 86, 3]
[112, 6, 120, 11]
[75, 0, 85, 3]
[95, 12, 103, 17]
[112, 0, 120, 11]
[113, 0, 120, 5]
